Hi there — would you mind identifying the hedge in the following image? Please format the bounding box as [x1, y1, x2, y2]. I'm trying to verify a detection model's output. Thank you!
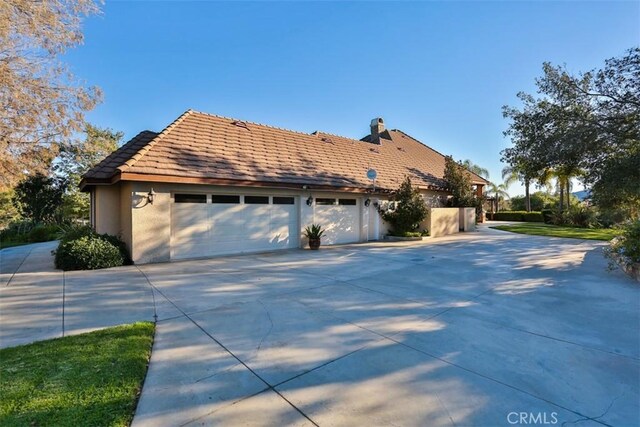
[487, 211, 544, 222]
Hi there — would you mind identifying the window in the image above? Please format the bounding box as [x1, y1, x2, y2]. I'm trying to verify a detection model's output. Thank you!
[273, 196, 295, 205]
[316, 198, 336, 205]
[245, 195, 269, 204]
[174, 194, 206, 203]
[211, 195, 240, 204]
[338, 199, 357, 206]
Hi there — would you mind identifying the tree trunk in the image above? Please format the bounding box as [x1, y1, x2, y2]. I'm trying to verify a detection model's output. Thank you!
[559, 182, 565, 212]
[525, 179, 531, 212]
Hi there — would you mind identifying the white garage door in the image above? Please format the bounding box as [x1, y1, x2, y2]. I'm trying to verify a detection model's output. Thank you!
[314, 197, 360, 245]
[171, 194, 299, 260]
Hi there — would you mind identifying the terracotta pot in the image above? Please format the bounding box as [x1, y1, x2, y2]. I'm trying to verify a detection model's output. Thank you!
[308, 238, 321, 250]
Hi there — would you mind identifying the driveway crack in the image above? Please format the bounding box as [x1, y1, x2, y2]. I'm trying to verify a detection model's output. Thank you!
[255, 299, 273, 353]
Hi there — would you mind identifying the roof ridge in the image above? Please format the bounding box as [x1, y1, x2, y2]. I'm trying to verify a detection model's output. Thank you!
[190, 110, 319, 137]
[312, 130, 361, 142]
[117, 109, 195, 173]
[390, 129, 488, 184]
[192, 110, 368, 143]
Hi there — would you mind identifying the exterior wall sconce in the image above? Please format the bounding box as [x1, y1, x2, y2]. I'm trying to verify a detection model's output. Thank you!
[147, 188, 156, 205]
[306, 196, 313, 206]
[364, 198, 371, 207]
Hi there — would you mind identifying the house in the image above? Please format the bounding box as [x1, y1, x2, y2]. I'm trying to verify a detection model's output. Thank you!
[80, 110, 488, 263]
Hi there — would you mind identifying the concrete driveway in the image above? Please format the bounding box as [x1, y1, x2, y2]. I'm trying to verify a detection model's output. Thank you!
[1, 228, 638, 426]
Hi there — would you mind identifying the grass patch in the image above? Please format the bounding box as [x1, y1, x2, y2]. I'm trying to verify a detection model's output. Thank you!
[0, 322, 155, 427]
[491, 223, 618, 241]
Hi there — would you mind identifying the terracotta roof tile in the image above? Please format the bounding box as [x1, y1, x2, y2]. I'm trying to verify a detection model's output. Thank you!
[82, 110, 488, 190]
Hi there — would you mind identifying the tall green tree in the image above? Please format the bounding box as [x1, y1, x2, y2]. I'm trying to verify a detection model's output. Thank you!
[0, 0, 102, 190]
[502, 48, 639, 218]
[444, 156, 476, 207]
[13, 174, 67, 223]
[56, 124, 123, 220]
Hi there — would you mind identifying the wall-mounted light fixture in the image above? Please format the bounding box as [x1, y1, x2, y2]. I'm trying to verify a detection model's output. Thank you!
[147, 188, 156, 205]
[306, 196, 313, 206]
[364, 198, 371, 207]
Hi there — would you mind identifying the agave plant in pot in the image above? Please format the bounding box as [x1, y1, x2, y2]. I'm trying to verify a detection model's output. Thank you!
[303, 224, 325, 250]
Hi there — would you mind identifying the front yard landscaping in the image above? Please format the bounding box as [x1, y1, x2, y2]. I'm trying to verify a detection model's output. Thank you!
[0, 322, 155, 427]
[491, 223, 618, 241]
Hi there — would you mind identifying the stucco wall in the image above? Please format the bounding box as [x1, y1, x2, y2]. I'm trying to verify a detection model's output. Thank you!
[130, 182, 171, 264]
[94, 185, 121, 236]
[119, 182, 133, 252]
[93, 181, 397, 263]
[459, 207, 476, 231]
[425, 207, 459, 237]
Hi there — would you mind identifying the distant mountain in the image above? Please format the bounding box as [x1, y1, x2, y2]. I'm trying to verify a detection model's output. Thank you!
[572, 190, 591, 201]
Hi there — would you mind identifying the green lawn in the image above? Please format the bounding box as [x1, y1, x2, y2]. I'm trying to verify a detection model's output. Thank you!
[490, 223, 618, 241]
[0, 322, 155, 427]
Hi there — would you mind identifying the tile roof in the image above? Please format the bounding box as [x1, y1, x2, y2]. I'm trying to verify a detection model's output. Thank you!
[81, 110, 488, 191]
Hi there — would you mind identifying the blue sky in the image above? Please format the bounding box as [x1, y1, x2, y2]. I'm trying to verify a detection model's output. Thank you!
[66, 1, 639, 196]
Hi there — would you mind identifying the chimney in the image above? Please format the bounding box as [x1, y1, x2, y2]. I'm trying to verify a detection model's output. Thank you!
[370, 117, 385, 143]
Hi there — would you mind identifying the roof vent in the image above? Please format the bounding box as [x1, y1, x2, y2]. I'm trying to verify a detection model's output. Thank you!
[231, 120, 249, 130]
[370, 117, 384, 144]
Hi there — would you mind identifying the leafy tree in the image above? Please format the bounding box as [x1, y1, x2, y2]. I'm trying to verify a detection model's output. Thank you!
[0, 190, 20, 228]
[0, 0, 102, 190]
[462, 160, 490, 179]
[381, 177, 428, 234]
[56, 124, 122, 220]
[502, 48, 639, 218]
[509, 191, 565, 212]
[13, 174, 68, 223]
[443, 156, 476, 207]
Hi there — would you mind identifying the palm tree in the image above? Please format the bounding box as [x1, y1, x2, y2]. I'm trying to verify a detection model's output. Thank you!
[540, 167, 583, 212]
[462, 160, 490, 179]
[502, 165, 532, 212]
[486, 182, 510, 214]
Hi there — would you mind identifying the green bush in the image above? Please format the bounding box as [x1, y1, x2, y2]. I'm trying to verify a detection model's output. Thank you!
[541, 209, 554, 224]
[522, 212, 544, 222]
[55, 235, 125, 271]
[607, 220, 640, 265]
[487, 211, 543, 222]
[27, 224, 59, 242]
[381, 177, 428, 234]
[58, 224, 94, 243]
[567, 206, 599, 228]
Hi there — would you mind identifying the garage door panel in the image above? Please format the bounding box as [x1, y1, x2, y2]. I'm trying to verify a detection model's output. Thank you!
[315, 202, 359, 245]
[171, 195, 299, 259]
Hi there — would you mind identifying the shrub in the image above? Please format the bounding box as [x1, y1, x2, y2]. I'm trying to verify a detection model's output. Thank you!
[541, 209, 554, 224]
[58, 224, 95, 243]
[606, 220, 640, 266]
[55, 235, 125, 271]
[487, 211, 543, 222]
[380, 177, 428, 234]
[522, 212, 544, 222]
[27, 224, 59, 242]
[567, 206, 599, 228]
[550, 210, 568, 226]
